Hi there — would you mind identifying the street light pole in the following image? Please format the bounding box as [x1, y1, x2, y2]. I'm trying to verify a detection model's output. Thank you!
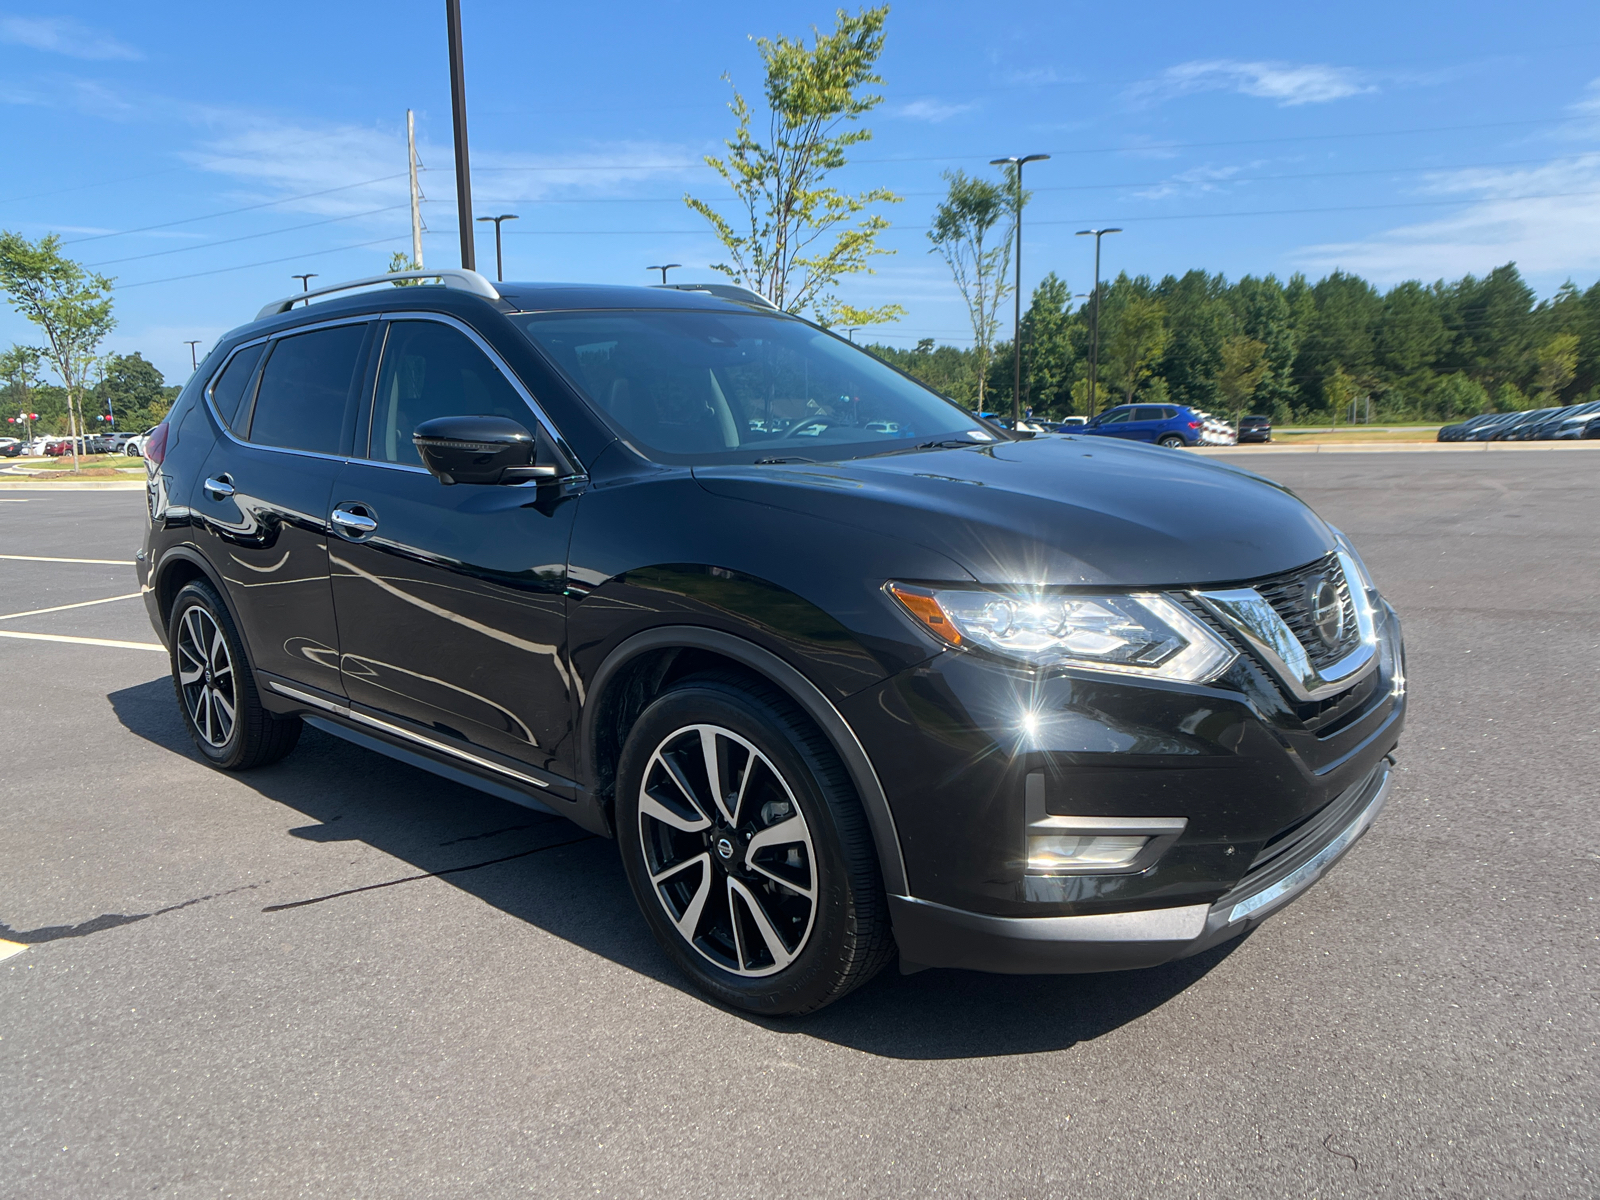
[291, 273, 317, 292]
[991, 154, 1050, 427]
[476, 214, 518, 281]
[648, 263, 682, 285]
[1074, 227, 1121, 417]
[445, 0, 476, 271]
[183, 341, 202, 371]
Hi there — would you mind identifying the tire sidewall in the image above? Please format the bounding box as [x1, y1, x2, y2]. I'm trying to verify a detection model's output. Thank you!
[615, 681, 871, 1015]
[168, 581, 250, 769]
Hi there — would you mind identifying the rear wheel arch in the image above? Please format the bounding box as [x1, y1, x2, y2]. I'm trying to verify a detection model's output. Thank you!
[580, 626, 909, 895]
[153, 549, 260, 672]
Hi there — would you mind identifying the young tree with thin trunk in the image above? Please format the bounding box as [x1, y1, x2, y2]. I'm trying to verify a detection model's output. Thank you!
[928, 169, 1015, 408]
[0, 232, 115, 472]
[1104, 294, 1169, 405]
[685, 6, 904, 327]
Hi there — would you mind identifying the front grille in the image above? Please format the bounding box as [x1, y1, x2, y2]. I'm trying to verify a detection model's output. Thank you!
[1250, 553, 1360, 671]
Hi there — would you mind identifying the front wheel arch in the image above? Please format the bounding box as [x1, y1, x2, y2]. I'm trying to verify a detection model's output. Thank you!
[579, 626, 909, 896]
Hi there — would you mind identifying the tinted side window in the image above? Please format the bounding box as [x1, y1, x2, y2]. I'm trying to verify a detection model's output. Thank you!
[208, 343, 265, 430]
[1132, 406, 1164, 421]
[248, 325, 367, 455]
[1099, 408, 1131, 424]
[369, 321, 529, 465]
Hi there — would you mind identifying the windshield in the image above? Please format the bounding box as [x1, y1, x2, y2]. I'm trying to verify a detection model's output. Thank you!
[513, 308, 994, 464]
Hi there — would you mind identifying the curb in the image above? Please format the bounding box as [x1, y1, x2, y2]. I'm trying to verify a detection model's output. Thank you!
[1194, 442, 1600, 454]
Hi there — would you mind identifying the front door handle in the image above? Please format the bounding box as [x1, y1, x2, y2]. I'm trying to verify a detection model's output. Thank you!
[202, 474, 234, 499]
[330, 505, 378, 538]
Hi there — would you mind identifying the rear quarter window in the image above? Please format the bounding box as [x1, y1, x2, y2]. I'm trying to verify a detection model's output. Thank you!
[247, 324, 369, 455]
[208, 343, 266, 431]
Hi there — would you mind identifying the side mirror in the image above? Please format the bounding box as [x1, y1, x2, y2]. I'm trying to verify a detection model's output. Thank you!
[412, 415, 559, 486]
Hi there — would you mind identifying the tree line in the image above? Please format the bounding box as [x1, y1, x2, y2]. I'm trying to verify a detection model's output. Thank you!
[869, 263, 1600, 423]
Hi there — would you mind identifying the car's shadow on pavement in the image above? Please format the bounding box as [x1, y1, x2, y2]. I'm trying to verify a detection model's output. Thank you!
[110, 677, 1244, 1060]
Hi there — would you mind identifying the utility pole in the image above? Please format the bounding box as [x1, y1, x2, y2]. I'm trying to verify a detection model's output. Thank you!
[292, 273, 317, 292]
[183, 341, 202, 371]
[445, 0, 475, 271]
[1074, 227, 1121, 417]
[991, 154, 1050, 427]
[476, 214, 518, 281]
[407, 109, 425, 269]
[648, 263, 682, 285]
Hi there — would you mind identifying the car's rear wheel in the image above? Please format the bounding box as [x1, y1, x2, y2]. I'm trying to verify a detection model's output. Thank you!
[615, 673, 893, 1015]
[168, 580, 301, 770]
[1158, 434, 1186, 448]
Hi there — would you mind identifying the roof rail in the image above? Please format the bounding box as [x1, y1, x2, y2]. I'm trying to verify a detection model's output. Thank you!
[652, 283, 780, 311]
[255, 268, 500, 322]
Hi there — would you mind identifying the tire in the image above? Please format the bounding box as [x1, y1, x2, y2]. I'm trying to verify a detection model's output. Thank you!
[615, 672, 894, 1015]
[167, 580, 301, 770]
[1158, 434, 1186, 448]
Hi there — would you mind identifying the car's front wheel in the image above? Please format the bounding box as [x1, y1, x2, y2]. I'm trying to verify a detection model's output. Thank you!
[616, 673, 894, 1015]
[168, 580, 301, 770]
[1158, 434, 1186, 448]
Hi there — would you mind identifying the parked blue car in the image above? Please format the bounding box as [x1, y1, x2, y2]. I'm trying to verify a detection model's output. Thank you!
[1081, 403, 1205, 447]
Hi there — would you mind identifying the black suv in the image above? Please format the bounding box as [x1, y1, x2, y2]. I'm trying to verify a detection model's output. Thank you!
[138, 270, 1406, 1015]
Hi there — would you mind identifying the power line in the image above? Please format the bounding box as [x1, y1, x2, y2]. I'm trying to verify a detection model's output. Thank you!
[61, 174, 408, 245]
[112, 235, 403, 291]
[84, 205, 411, 268]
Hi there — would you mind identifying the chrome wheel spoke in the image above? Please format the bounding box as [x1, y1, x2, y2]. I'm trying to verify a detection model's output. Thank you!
[744, 815, 815, 898]
[727, 876, 748, 969]
[664, 854, 713, 942]
[176, 604, 234, 749]
[640, 775, 711, 833]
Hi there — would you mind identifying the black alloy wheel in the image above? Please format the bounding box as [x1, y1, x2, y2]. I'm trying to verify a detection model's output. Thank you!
[615, 673, 894, 1015]
[1159, 434, 1186, 448]
[167, 580, 301, 770]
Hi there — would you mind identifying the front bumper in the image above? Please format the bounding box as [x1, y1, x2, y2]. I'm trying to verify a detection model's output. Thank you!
[891, 758, 1391, 973]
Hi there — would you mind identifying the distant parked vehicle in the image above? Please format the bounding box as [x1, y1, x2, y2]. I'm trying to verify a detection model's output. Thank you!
[1437, 413, 1501, 441]
[1081, 403, 1210, 448]
[1457, 412, 1528, 441]
[0, 437, 21, 458]
[1583, 414, 1600, 439]
[1237, 415, 1272, 443]
[1528, 400, 1600, 439]
[1490, 408, 1562, 440]
[107, 430, 140, 454]
[122, 426, 160, 457]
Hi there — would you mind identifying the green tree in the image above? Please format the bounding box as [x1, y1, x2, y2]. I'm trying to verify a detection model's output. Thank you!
[1231, 275, 1300, 419]
[864, 338, 977, 404]
[387, 251, 426, 286]
[1216, 335, 1269, 423]
[1019, 272, 1077, 416]
[1296, 271, 1381, 412]
[927, 168, 1014, 407]
[684, 5, 903, 326]
[1102, 289, 1169, 405]
[1, 345, 47, 440]
[1430, 372, 1490, 422]
[0, 231, 115, 470]
[91, 352, 178, 431]
[1532, 333, 1579, 402]
[1156, 269, 1231, 410]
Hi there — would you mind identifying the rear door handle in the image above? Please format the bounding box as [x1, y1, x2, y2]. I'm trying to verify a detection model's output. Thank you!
[202, 475, 234, 499]
[330, 505, 378, 538]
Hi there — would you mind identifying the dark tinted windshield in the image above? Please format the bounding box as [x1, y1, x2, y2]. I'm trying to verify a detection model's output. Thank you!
[513, 309, 993, 464]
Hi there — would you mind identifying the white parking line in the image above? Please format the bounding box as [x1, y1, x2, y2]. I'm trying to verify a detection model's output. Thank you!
[0, 939, 25, 962]
[0, 631, 164, 652]
[0, 592, 144, 621]
[0, 553, 134, 564]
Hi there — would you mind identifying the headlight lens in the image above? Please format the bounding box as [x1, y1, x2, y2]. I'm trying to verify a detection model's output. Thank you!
[887, 583, 1235, 683]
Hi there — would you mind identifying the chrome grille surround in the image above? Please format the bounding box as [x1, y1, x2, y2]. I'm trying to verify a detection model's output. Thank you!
[1191, 550, 1378, 702]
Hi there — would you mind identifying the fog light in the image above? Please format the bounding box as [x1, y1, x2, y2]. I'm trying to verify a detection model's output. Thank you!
[1027, 834, 1149, 872]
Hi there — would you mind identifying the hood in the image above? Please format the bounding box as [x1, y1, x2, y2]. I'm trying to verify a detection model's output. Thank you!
[693, 435, 1334, 587]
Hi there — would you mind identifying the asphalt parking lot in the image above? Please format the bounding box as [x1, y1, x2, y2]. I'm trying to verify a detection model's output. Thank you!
[2, 453, 1596, 1199]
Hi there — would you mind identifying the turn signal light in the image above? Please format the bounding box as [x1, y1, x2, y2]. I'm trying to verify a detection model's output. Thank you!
[886, 582, 962, 646]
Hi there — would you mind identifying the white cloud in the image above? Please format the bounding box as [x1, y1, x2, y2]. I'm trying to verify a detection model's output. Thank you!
[1132, 60, 1374, 107]
[890, 98, 974, 123]
[0, 15, 140, 61]
[1132, 162, 1259, 201]
[1294, 153, 1600, 282]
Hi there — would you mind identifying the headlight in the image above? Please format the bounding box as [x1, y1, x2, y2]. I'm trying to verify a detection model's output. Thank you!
[886, 583, 1236, 683]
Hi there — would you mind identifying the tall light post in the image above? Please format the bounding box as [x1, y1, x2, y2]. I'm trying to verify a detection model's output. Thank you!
[1074, 228, 1120, 417]
[991, 153, 1050, 427]
[445, 0, 475, 271]
[183, 341, 202, 371]
[648, 263, 682, 285]
[291, 273, 317, 292]
[476, 213, 518, 281]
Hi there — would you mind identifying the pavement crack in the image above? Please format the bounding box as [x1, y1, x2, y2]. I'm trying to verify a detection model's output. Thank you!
[0, 883, 264, 944]
[261, 834, 598, 913]
[1322, 1133, 1359, 1172]
[438, 822, 544, 846]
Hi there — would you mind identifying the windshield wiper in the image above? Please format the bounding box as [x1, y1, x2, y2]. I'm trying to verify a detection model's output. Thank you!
[917, 439, 984, 450]
[753, 455, 817, 465]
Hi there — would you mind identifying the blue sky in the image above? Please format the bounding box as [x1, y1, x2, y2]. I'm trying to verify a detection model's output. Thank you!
[3, 0, 1599, 384]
